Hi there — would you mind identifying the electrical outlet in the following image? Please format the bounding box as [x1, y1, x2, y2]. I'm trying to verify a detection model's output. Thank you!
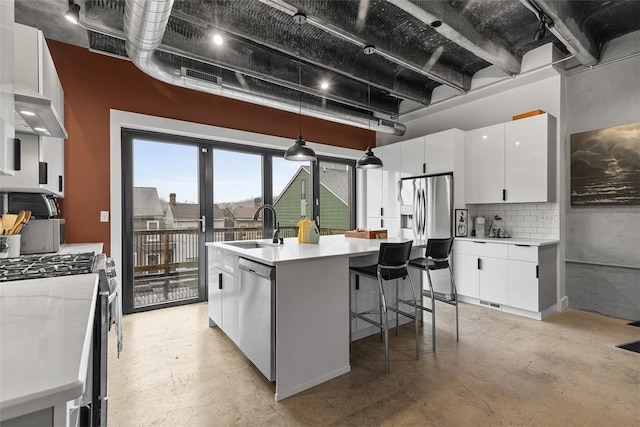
[100, 211, 109, 222]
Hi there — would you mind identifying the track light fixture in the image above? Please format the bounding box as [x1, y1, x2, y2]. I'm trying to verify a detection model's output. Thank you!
[284, 12, 317, 162]
[533, 13, 552, 41]
[65, 1, 81, 25]
[356, 45, 383, 170]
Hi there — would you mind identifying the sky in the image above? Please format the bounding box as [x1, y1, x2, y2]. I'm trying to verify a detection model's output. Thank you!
[133, 139, 304, 204]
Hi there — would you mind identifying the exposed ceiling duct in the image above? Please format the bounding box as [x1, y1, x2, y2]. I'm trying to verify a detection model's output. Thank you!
[13, 0, 640, 138]
[122, 0, 406, 135]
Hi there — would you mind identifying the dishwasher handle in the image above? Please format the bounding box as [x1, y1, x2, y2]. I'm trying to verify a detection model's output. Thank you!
[239, 258, 275, 280]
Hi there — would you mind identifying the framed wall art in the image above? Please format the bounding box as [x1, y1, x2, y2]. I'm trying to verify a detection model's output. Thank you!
[455, 209, 468, 237]
[570, 122, 640, 206]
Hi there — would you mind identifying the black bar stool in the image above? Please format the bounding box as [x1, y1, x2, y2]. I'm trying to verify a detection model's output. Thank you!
[407, 237, 458, 351]
[349, 240, 418, 373]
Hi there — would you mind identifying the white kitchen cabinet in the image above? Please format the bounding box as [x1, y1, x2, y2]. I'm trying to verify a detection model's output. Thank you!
[507, 244, 557, 312]
[504, 114, 556, 203]
[453, 239, 558, 319]
[465, 114, 556, 204]
[464, 123, 505, 204]
[399, 136, 424, 177]
[454, 240, 508, 305]
[400, 130, 464, 178]
[0, 0, 15, 176]
[381, 143, 401, 218]
[207, 247, 240, 346]
[1, 132, 64, 196]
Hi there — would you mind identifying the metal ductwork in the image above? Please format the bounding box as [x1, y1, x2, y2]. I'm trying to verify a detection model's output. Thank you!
[123, 0, 406, 136]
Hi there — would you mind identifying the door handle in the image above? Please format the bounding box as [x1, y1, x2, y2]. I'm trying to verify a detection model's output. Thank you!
[198, 215, 206, 232]
[218, 273, 223, 290]
[477, 258, 481, 270]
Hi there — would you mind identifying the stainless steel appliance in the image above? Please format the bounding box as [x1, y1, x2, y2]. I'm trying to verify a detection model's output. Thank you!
[400, 172, 453, 241]
[7, 192, 60, 218]
[0, 252, 117, 426]
[238, 257, 275, 381]
[400, 172, 454, 297]
[19, 218, 65, 254]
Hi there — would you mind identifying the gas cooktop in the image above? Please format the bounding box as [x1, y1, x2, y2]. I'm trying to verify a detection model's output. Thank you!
[0, 252, 97, 282]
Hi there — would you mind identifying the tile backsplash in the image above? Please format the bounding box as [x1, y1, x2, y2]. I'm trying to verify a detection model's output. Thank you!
[473, 203, 559, 239]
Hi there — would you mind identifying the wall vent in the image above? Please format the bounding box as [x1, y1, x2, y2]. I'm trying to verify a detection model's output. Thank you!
[180, 67, 222, 85]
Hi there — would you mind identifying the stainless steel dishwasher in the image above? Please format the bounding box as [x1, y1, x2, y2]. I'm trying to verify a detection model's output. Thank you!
[238, 257, 276, 381]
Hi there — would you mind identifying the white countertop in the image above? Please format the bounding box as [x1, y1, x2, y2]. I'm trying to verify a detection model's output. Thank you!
[207, 235, 421, 265]
[0, 274, 99, 421]
[455, 236, 559, 246]
[58, 242, 104, 255]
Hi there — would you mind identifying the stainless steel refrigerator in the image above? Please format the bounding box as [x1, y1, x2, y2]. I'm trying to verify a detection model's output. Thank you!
[399, 172, 454, 296]
[399, 172, 453, 241]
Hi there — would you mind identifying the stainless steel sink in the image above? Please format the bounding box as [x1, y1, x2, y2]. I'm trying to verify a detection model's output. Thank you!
[224, 240, 279, 249]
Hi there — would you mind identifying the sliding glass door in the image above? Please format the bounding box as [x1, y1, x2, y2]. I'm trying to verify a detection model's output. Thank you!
[122, 131, 212, 313]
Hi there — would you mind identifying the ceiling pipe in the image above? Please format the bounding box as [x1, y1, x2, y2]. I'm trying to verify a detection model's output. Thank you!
[122, 0, 406, 136]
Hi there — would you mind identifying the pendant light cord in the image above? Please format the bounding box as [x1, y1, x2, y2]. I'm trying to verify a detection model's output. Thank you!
[368, 53, 371, 131]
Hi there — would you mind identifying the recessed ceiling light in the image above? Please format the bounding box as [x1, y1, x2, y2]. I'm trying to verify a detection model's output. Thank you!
[212, 34, 223, 46]
[482, 135, 488, 139]
[20, 110, 36, 116]
[320, 81, 329, 90]
[34, 127, 47, 133]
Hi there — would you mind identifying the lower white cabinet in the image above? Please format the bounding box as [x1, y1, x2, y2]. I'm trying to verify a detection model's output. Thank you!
[453, 240, 557, 319]
[207, 247, 240, 345]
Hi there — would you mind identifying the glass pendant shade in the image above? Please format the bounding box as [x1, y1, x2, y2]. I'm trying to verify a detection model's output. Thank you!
[356, 147, 383, 169]
[284, 134, 316, 161]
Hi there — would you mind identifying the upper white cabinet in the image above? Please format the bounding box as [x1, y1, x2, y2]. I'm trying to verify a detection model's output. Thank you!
[464, 123, 505, 204]
[1, 132, 64, 196]
[399, 136, 424, 177]
[0, 0, 15, 176]
[465, 114, 556, 204]
[504, 114, 556, 203]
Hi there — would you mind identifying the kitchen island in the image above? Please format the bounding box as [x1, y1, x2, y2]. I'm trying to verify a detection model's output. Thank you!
[0, 274, 99, 425]
[206, 235, 423, 401]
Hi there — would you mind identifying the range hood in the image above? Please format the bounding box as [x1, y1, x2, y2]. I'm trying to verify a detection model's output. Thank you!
[14, 90, 67, 139]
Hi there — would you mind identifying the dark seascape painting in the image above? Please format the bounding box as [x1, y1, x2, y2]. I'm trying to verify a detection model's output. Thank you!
[570, 122, 640, 206]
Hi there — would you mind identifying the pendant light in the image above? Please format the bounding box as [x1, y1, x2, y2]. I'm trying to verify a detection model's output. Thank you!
[356, 45, 383, 169]
[284, 12, 317, 162]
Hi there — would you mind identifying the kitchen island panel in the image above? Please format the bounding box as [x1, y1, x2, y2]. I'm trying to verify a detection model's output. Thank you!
[274, 256, 350, 401]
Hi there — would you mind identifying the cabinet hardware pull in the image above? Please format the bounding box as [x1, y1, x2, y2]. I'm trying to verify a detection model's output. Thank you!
[355, 275, 360, 291]
[381, 219, 384, 228]
[218, 273, 223, 290]
[515, 244, 530, 247]
[473, 241, 486, 244]
[39, 162, 48, 184]
[13, 139, 21, 171]
[380, 207, 384, 216]
[536, 265, 539, 279]
[58, 175, 63, 192]
[502, 189, 506, 201]
[422, 163, 426, 174]
[477, 258, 481, 270]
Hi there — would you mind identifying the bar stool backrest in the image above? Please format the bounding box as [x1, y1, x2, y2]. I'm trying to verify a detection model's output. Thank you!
[426, 238, 454, 268]
[377, 241, 413, 280]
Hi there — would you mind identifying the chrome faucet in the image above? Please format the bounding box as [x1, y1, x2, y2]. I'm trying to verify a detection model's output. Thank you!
[253, 204, 280, 243]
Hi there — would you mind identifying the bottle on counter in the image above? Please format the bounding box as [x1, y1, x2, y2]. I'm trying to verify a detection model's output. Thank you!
[308, 220, 320, 244]
[297, 217, 312, 243]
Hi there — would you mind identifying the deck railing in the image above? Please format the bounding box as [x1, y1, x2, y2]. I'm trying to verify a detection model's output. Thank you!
[132, 226, 347, 307]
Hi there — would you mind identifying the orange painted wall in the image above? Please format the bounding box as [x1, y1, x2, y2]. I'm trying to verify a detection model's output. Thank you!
[46, 40, 373, 256]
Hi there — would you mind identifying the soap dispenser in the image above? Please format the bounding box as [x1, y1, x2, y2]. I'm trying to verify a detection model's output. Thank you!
[308, 220, 320, 244]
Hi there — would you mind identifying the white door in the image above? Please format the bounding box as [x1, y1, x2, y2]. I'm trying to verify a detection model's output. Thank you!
[508, 260, 539, 311]
[400, 136, 425, 177]
[453, 253, 480, 299]
[479, 256, 509, 305]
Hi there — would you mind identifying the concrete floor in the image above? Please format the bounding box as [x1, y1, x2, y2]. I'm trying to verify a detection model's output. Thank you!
[108, 301, 640, 426]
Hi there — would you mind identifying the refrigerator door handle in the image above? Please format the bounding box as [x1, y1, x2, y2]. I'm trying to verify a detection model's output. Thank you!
[412, 184, 420, 239]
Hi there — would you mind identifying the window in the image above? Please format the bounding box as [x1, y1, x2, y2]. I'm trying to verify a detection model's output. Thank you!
[146, 220, 160, 242]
